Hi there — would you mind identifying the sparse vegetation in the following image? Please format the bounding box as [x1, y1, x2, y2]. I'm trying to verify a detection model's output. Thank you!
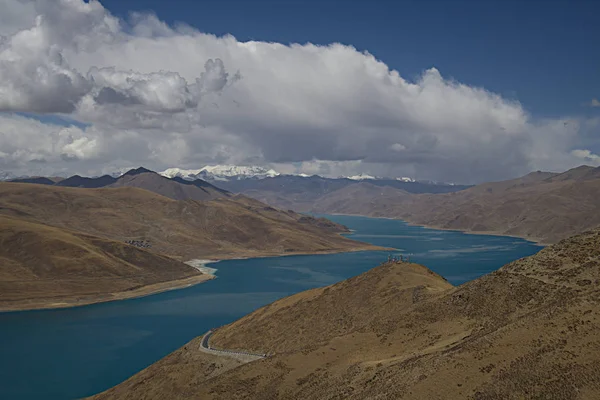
[0, 182, 380, 310]
[92, 227, 600, 399]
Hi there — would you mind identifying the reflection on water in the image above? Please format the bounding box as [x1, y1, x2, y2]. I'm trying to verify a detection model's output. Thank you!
[0, 214, 542, 400]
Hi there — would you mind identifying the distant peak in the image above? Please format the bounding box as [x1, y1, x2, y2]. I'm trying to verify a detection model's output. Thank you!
[124, 167, 155, 176]
[345, 173, 379, 181]
[159, 165, 280, 181]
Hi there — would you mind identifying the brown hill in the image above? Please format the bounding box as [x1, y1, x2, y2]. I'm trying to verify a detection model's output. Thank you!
[0, 182, 380, 261]
[108, 170, 230, 201]
[310, 165, 600, 244]
[92, 228, 600, 400]
[57, 174, 117, 188]
[0, 215, 210, 311]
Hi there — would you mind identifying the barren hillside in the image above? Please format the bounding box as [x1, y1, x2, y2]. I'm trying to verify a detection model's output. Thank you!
[0, 182, 380, 261]
[0, 215, 210, 311]
[93, 227, 600, 399]
[311, 166, 600, 244]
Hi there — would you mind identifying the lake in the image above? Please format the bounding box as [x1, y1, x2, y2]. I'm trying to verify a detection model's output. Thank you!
[0, 215, 542, 399]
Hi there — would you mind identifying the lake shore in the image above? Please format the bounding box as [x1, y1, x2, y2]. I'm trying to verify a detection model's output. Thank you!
[195, 243, 391, 262]
[323, 212, 548, 246]
[0, 273, 216, 313]
[0, 243, 388, 313]
[403, 222, 548, 246]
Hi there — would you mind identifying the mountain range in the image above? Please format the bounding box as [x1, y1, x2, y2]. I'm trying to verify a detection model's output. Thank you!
[8, 164, 600, 245]
[307, 165, 600, 244]
[159, 165, 281, 181]
[7, 167, 232, 201]
[2, 164, 459, 186]
[206, 174, 471, 211]
[91, 225, 600, 399]
[0, 170, 380, 310]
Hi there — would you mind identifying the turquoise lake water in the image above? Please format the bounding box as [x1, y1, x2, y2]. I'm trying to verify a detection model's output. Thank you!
[0, 215, 543, 399]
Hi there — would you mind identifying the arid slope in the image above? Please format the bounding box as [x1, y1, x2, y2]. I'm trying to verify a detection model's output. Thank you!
[0, 215, 209, 311]
[0, 182, 379, 260]
[311, 166, 600, 244]
[94, 228, 600, 399]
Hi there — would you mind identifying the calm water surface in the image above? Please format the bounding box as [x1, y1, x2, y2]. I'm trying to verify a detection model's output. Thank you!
[0, 215, 542, 399]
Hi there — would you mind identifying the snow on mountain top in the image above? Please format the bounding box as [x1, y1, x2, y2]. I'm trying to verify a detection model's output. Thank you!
[199, 165, 279, 178]
[346, 173, 379, 180]
[159, 165, 280, 181]
[160, 168, 204, 179]
[396, 177, 416, 182]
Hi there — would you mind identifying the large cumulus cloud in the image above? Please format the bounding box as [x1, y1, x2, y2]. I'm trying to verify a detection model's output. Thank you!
[0, 0, 598, 183]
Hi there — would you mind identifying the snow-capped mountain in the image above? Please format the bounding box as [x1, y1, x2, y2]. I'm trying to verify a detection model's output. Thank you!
[160, 165, 280, 181]
[345, 173, 380, 181]
[160, 167, 204, 180]
[343, 174, 417, 182]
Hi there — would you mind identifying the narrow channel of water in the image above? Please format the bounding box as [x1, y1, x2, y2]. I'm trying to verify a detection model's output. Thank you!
[0, 215, 542, 399]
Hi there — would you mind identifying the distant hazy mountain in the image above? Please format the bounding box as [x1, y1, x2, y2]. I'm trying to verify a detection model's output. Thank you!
[158, 165, 454, 186]
[9, 167, 231, 202]
[57, 174, 117, 188]
[8, 177, 56, 185]
[213, 174, 471, 212]
[311, 165, 600, 244]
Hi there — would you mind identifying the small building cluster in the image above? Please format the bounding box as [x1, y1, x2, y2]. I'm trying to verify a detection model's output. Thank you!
[125, 239, 152, 249]
[388, 254, 411, 263]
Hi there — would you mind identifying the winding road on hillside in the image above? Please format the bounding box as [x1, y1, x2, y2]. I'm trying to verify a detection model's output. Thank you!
[199, 330, 267, 362]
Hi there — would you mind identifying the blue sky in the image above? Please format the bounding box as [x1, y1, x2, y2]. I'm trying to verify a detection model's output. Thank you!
[102, 0, 600, 118]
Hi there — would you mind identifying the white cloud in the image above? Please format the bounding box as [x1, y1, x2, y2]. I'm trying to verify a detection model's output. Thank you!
[591, 98, 600, 108]
[0, 0, 598, 183]
[571, 149, 600, 164]
[391, 143, 406, 152]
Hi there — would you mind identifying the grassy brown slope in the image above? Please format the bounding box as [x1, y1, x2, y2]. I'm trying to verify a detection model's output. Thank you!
[0, 183, 380, 261]
[94, 229, 600, 399]
[211, 261, 452, 354]
[0, 215, 209, 311]
[311, 166, 600, 244]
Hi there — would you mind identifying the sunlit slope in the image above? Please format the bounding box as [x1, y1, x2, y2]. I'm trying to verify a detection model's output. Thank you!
[94, 228, 600, 399]
[0, 215, 205, 310]
[0, 182, 381, 261]
[312, 166, 600, 244]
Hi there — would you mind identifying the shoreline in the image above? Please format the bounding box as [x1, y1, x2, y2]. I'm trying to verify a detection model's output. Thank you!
[324, 212, 548, 246]
[196, 243, 392, 263]
[0, 274, 215, 313]
[403, 222, 548, 246]
[1, 244, 388, 313]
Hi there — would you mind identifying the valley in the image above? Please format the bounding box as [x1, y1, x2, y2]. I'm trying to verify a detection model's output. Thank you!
[215, 165, 600, 245]
[0, 215, 541, 399]
[1, 1, 597, 399]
